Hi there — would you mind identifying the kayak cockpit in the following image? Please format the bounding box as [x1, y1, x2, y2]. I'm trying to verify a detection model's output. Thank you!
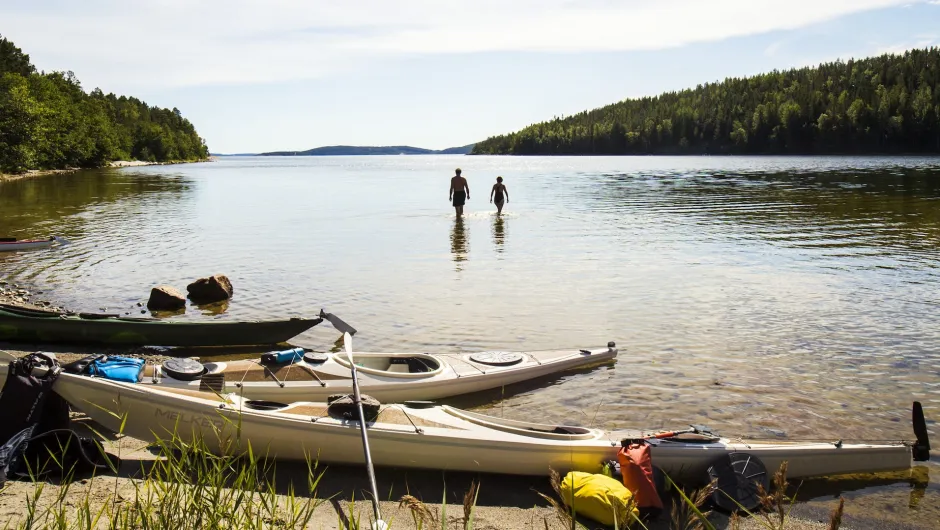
[333, 352, 444, 378]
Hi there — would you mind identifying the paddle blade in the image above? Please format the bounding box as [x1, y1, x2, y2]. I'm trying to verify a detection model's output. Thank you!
[913, 401, 931, 461]
[52, 236, 71, 246]
[344, 332, 353, 363]
[319, 309, 357, 336]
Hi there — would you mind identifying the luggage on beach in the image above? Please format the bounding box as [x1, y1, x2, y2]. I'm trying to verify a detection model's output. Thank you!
[0, 353, 111, 486]
[559, 471, 640, 527]
[86, 356, 146, 383]
[618, 440, 664, 519]
[64, 354, 146, 383]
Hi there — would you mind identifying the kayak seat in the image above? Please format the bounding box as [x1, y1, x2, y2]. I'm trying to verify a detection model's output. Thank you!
[388, 358, 410, 373]
[386, 357, 439, 374]
[406, 357, 437, 373]
[357, 357, 392, 371]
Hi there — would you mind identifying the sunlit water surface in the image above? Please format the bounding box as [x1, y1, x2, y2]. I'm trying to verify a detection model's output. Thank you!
[2, 155, 938, 527]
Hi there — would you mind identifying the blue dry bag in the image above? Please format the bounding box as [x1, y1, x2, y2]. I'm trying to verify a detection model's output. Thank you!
[261, 347, 305, 365]
[87, 356, 146, 383]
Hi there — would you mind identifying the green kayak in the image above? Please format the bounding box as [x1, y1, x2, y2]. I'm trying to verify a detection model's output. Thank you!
[0, 303, 322, 347]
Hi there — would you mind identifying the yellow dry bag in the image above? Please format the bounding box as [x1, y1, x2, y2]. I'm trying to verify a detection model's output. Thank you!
[559, 471, 639, 527]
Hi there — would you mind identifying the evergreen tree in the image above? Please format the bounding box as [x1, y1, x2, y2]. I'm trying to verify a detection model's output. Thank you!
[473, 48, 940, 156]
[0, 34, 209, 173]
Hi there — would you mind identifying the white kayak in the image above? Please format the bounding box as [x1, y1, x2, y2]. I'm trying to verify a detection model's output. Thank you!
[138, 344, 618, 402]
[0, 237, 57, 251]
[48, 369, 928, 482]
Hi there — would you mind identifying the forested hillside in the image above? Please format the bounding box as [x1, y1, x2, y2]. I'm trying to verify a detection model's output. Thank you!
[472, 48, 940, 155]
[0, 35, 209, 173]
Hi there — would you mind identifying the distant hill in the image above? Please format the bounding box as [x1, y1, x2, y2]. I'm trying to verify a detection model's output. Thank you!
[437, 143, 476, 154]
[258, 144, 475, 156]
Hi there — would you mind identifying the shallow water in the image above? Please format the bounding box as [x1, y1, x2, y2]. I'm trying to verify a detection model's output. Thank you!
[1, 155, 938, 526]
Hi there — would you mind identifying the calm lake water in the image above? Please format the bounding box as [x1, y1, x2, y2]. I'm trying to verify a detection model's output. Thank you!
[1, 155, 939, 526]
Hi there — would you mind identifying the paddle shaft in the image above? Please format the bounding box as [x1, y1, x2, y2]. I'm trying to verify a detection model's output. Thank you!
[346, 336, 383, 524]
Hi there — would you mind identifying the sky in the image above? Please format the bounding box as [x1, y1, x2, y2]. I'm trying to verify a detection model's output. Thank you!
[2, 1, 940, 153]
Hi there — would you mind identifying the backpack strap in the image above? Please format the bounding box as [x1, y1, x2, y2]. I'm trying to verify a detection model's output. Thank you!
[0, 426, 38, 487]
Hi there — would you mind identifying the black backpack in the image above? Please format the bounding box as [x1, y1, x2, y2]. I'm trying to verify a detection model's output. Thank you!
[0, 353, 113, 485]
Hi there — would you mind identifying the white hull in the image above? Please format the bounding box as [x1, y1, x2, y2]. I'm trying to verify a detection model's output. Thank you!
[51, 371, 914, 481]
[146, 346, 617, 402]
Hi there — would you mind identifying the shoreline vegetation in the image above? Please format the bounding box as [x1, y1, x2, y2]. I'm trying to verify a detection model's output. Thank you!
[472, 47, 940, 156]
[0, 34, 209, 176]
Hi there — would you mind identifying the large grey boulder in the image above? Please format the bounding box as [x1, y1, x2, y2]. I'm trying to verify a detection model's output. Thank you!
[147, 285, 186, 310]
[186, 274, 233, 305]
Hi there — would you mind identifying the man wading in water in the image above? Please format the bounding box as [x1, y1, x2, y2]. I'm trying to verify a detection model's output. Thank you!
[449, 168, 470, 217]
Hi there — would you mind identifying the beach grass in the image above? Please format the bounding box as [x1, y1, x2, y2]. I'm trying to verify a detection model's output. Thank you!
[9, 427, 326, 530]
[6, 417, 847, 530]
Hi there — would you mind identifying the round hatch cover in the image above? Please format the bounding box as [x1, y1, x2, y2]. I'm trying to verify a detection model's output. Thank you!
[162, 358, 207, 381]
[303, 352, 329, 364]
[469, 351, 523, 366]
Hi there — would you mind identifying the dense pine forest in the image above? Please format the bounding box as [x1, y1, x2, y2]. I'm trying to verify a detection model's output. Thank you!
[472, 48, 940, 156]
[0, 35, 208, 174]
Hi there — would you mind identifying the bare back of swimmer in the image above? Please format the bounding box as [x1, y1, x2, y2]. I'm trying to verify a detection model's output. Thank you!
[449, 168, 470, 217]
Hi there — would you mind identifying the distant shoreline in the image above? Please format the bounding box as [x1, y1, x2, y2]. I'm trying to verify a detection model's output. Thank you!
[251, 144, 475, 156]
[0, 158, 214, 183]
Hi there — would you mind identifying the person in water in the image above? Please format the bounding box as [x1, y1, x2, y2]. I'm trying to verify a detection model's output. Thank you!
[490, 176, 509, 214]
[449, 168, 470, 217]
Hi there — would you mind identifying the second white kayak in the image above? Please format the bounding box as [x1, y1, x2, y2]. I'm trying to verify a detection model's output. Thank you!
[140, 343, 618, 402]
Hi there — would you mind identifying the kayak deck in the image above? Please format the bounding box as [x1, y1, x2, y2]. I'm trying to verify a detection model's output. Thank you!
[0, 303, 322, 346]
[141, 345, 618, 401]
[49, 371, 919, 481]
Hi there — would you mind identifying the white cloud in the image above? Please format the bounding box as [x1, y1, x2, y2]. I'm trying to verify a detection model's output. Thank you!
[0, 0, 913, 89]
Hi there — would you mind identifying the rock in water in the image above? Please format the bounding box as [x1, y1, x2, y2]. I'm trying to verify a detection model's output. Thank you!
[147, 285, 187, 310]
[186, 275, 234, 304]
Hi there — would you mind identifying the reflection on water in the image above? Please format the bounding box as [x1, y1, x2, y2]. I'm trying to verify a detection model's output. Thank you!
[193, 299, 230, 316]
[450, 217, 469, 270]
[0, 169, 193, 239]
[797, 466, 931, 507]
[492, 215, 506, 253]
[2, 155, 940, 527]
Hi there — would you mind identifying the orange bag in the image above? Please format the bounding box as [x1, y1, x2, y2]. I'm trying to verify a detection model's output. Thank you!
[617, 440, 663, 518]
